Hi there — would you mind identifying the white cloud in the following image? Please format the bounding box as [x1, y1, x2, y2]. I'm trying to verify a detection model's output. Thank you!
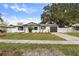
[3, 4, 9, 9]
[2, 4, 41, 25]
[10, 4, 23, 12]
[2, 16, 41, 25]
[3, 4, 37, 14]
[10, 4, 37, 14]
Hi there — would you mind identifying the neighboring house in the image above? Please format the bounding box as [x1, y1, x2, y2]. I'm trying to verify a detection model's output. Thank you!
[7, 22, 58, 33]
[72, 24, 79, 30]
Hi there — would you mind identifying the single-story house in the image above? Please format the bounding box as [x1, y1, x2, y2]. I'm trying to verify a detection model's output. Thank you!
[7, 22, 58, 33]
[0, 22, 78, 33]
[72, 24, 79, 30]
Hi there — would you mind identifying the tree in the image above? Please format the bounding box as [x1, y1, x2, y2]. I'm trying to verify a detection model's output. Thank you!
[0, 14, 4, 23]
[0, 13, 7, 33]
[41, 3, 79, 27]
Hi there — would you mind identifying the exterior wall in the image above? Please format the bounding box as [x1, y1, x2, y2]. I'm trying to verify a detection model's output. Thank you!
[7, 26, 51, 33]
[7, 25, 79, 33]
[32, 26, 50, 33]
[7, 27, 17, 33]
[24, 26, 29, 33]
[7, 27, 25, 33]
[32, 26, 40, 33]
[57, 27, 73, 33]
[43, 26, 50, 32]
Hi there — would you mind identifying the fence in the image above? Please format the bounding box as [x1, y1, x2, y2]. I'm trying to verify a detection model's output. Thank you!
[57, 27, 73, 32]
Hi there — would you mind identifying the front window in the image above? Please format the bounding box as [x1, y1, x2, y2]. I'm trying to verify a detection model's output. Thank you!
[18, 26, 23, 31]
[34, 27, 38, 30]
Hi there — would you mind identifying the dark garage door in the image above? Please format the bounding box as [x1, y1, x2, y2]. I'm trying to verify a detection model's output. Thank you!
[50, 27, 57, 32]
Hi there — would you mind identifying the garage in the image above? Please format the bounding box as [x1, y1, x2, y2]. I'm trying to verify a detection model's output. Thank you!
[50, 27, 57, 32]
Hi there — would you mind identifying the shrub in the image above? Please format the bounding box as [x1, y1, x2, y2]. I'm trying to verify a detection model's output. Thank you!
[28, 26, 33, 33]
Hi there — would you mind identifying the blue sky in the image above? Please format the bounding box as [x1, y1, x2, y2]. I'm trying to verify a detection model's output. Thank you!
[0, 3, 48, 25]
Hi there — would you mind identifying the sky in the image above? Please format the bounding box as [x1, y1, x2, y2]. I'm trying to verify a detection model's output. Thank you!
[0, 3, 48, 25]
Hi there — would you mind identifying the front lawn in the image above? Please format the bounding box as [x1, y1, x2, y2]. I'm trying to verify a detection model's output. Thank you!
[66, 32, 79, 37]
[0, 33, 64, 40]
[0, 43, 79, 56]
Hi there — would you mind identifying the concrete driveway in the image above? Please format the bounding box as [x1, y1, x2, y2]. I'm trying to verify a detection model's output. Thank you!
[52, 33, 79, 41]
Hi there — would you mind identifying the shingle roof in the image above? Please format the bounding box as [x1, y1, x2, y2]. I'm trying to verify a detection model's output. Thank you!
[8, 22, 58, 27]
[40, 23, 58, 27]
[24, 22, 39, 26]
[24, 22, 57, 27]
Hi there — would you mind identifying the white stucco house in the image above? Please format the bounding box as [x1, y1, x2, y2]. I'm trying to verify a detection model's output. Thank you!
[6, 22, 79, 33]
[7, 22, 58, 33]
[0, 21, 78, 33]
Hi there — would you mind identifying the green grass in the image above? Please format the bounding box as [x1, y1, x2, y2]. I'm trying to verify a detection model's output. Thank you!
[0, 33, 64, 40]
[66, 32, 79, 37]
[0, 43, 79, 55]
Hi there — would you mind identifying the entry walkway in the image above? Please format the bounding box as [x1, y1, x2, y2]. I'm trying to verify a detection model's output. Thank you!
[52, 33, 79, 41]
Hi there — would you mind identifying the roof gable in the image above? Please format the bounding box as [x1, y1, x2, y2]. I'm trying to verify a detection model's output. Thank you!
[27, 22, 37, 25]
[24, 22, 39, 26]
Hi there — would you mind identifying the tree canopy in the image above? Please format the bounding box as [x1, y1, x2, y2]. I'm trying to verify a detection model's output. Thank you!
[0, 14, 3, 22]
[41, 3, 79, 27]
